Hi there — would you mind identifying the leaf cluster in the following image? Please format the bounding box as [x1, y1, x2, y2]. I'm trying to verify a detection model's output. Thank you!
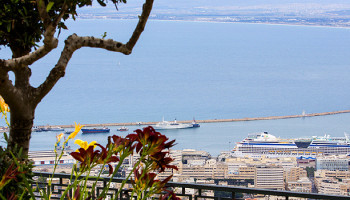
[0, 137, 34, 200]
[0, 0, 42, 53]
[0, 0, 127, 54]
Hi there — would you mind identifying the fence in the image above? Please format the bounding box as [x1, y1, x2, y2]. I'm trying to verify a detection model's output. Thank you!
[33, 172, 350, 200]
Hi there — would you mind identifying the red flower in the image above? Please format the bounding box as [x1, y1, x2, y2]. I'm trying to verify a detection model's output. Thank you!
[132, 167, 173, 193]
[150, 151, 178, 173]
[0, 163, 25, 190]
[160, 189, 181, 200]
[70, 143, 119, 175]
[127, 126, 178, 173]
[66, 185, 80, 200]
[129, 126, 176, 155]
[108, 135, 135, 156]
[6, 193, 18, 200]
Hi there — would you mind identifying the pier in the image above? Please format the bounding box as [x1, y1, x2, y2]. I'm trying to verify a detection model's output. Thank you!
[47, 109, 350, 128]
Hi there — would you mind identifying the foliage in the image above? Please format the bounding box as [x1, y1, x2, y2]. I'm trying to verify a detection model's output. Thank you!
[305, 167, 315, 178]
[0, 125, 180, 200]
[0, 0, 127, 52]
[0, 98, 34, 199]
[0, 136, 34, 200]
[63, 126, 179, 200]
[0, 96, 179, 199]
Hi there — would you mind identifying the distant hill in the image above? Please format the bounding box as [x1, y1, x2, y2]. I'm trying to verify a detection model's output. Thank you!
[79, 0, 350, 16]
[77, 0, 350, 27]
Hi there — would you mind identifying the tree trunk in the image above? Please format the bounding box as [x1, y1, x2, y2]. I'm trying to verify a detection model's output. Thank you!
[7, 106, 35, 156]
[3, 47, 36, 156]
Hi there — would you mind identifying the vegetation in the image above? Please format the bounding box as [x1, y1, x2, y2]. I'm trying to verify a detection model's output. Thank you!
[0, 106, 180, 199]
[305, 167, 315, 178]
[0, 0, 154, 156]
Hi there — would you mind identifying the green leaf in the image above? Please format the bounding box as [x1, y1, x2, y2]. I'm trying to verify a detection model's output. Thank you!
[18, 10, 24, 16]
[7, 23, 11, 32]
[102, 32, 107, 39]
[23, 6, 28, 15]
[46, 2, 54, 12]
[3, 132, 8, 142]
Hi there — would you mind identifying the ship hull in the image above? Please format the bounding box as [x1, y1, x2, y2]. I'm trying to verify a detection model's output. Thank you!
[232, 132, 350, 159]
[81, 128, 110, 134]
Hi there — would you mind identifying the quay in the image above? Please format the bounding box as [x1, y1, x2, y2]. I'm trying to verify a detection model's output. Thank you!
[46, 109, 350, 128]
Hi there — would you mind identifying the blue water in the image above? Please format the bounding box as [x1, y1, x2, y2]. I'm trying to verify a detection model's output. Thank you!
[29, 113, 350, 156]
[2, 20, 350, 155]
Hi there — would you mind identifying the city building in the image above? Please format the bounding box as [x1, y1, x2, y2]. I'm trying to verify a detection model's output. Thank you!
[316, 155, 349, 171]
[286, 177, 312, 193]
[285, 167, 307, 183]
[254, 166, 284, 190]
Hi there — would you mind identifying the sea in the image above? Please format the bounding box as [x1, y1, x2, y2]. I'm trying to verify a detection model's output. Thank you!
[2, 19, 350, 156]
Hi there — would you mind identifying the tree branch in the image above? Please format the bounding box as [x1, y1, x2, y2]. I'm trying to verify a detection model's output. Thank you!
[126, 0, 154, 51]
[36, 0, 51, 29]
[3, 0, 71, 70]
[53, 1, 69, 27]
[34, 0, 154, 104]
[3, 39, 58, 69]
[0, 66, 19, 108]
[34, 34, 131, 102]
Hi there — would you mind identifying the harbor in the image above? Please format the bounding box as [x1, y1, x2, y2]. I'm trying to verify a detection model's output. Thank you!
[36, 109, 350, 128]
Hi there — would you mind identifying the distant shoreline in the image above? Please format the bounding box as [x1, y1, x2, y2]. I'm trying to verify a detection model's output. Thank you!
[51, 110, 350, 128]
[76, 17, 350, 29]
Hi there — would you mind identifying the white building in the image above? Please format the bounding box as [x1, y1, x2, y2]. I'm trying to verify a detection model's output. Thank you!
[29, 150, 75, 166]
[316, 155, 349, 171]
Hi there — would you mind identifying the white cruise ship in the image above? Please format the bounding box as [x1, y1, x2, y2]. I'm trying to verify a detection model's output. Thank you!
[154, 118, 193, 130]
[231, 132, 350, 159]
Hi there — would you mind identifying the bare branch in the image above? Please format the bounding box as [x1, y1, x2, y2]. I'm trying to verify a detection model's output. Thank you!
[4, 39, 58, 70]
[126, 0, 154, 50]
[0, 67, 18, 107]
[34, 0, 154, 104]
[35, 34, 130, 102]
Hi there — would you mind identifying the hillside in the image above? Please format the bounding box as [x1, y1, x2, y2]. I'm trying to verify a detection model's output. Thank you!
[77, 0, 350, 27]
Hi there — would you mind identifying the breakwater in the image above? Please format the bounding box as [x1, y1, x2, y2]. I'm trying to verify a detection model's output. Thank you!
[53, 110, 350, 128]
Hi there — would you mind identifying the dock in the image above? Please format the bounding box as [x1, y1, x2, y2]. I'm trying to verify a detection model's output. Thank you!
[44, 109, 350, 128]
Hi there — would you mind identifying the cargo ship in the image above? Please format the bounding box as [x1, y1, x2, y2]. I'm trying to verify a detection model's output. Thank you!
[231, 132, 350, 159]
[81, 127, 110, 134]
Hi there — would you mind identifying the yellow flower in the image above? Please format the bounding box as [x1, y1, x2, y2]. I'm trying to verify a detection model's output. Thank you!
[0, 96, 10, 117]
[74, 139, 97, 151]
[56, 133, 64, 143]
[68, 122, 84, 140]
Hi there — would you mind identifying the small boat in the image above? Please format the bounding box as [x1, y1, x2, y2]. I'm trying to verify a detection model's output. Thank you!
[117, 126, 129, 131]
[191, 118, 200, 128]
[32, 126, 43, 132]
[154, 118, 193, 130]
[81, 127, 110, 134]
[48, 126, 65, 131]
[41, 126, 65, 132]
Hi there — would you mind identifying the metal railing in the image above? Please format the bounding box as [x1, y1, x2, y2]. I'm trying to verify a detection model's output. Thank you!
[33, 172, 350, 200]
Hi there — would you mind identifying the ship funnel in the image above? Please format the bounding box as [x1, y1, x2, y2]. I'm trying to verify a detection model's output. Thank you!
[295, 138, 312, 148]
[345, 132, 349, 141]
